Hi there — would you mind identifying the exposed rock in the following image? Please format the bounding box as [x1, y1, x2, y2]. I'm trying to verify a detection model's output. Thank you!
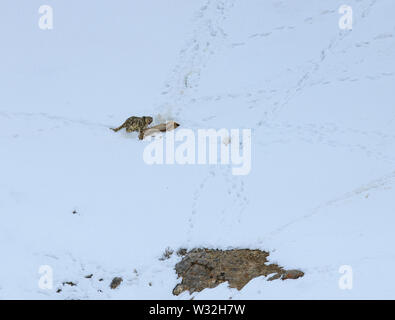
[110, 277, 123, 289]
[173, 284, 188, 296]
[281, 269, 304, 280]
[267, 273, 282, 281]
[176, 248, 188, 257]
[173, 248, 303, 295]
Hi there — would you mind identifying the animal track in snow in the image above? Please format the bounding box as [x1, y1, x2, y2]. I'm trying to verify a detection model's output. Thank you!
[256, 121, 395, 164]
[155, 0, 236, 118]
[266, 169, 395, 239]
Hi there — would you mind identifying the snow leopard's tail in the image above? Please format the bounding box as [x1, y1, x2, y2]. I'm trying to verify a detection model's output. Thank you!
[110, 124, 124, 132]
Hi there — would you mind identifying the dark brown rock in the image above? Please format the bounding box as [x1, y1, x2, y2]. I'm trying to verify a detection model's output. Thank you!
[173, 248, 303, 295]
[281, 269, 304, 280]
[110, 277, 123, 289]
[176, 248, 188, 257]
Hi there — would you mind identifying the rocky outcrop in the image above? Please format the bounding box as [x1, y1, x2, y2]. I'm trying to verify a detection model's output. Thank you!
[173, 248, 304, 295]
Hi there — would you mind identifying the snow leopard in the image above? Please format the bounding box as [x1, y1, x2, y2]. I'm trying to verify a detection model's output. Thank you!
[111, 116, 153, 140]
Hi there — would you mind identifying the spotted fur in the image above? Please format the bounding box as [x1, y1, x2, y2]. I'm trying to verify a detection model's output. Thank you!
[111, 116, 153, 139]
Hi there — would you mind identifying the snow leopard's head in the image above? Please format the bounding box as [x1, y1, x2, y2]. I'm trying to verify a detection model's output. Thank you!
[142, 116, 153, 126]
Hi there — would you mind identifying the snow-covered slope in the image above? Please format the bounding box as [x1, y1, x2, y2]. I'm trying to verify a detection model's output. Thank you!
[1, 0, 395, 299]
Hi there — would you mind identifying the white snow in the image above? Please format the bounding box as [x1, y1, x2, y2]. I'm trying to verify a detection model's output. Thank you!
[1, 0, 395, 299]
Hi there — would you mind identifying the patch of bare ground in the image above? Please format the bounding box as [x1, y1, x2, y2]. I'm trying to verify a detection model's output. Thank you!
[173, 248, 304, 295]
[110, 277, 123, 289]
